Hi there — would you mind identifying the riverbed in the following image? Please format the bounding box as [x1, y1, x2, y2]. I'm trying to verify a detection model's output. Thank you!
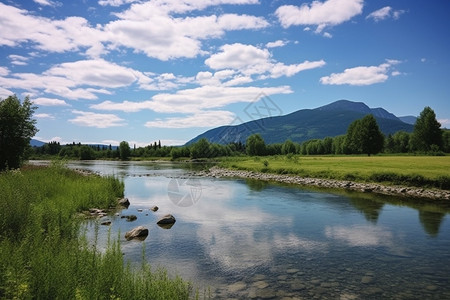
[66, 160, 450, 299]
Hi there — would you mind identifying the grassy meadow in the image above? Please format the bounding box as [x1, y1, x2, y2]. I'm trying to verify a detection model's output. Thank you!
[0, 163, 192, 300]
[219, 155, 450, 189]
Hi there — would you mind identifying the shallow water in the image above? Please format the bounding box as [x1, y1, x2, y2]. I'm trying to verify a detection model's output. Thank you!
[68, 160, 450, 299]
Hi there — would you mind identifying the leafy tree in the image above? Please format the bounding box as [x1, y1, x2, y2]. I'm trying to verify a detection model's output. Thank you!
[410, 107, 442, 152]
[79, 145, 95, 160]
[190, 138, 211, 159]
[345, 114, 384, 156]
[0, 95, 38, 170]
[443, 130, 450, 153]
[281, 139, 296, 155]
[119, 141, 131, 160]
[246, 134, 266, 156]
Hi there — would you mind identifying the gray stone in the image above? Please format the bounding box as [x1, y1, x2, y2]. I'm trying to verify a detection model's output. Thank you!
[228, 281, 247, 293]
[118, 197, 130, 207]
[125, 226, 148, 241]
[157, 214, 176, 225]
[150, 205, 159, 212]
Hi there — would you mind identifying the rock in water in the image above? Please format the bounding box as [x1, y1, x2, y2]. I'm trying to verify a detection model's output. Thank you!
[125, 226, 149, 241]
[150, 205, 159, 212]
[118, 198, 130, 207]
[157, 214, 176, 225]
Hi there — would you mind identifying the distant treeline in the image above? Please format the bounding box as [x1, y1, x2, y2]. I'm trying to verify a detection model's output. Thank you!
[31, 107, 450, 160]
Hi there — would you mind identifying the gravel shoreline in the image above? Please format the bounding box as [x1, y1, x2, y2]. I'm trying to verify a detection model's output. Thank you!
[201, 166, 450, 201]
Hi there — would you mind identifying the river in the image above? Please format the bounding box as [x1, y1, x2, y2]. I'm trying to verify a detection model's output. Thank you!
[66, 160, 449, 299]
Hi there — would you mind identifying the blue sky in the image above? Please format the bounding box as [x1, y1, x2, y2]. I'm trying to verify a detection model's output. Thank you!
[1, 0, 449, 146]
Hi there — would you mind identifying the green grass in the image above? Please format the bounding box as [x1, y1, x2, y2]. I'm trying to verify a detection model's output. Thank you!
[0, 163, 193, 299]
[219, 155, 450, 189]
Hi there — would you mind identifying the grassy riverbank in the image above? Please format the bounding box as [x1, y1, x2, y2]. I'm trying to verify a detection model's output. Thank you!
[0, 164, 192, 299]
[219, 155, 450, 190]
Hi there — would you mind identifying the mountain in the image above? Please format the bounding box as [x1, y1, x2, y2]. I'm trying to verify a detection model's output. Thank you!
[30, 139, 45, 147]
[187, 100, 414, 145]
[399, 116, 417, 125]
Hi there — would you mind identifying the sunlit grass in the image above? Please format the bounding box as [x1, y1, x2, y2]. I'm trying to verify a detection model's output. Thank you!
[219, 155, 450, 189]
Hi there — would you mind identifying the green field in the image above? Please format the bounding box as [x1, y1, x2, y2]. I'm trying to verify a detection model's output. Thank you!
[219, 155, 450, 189]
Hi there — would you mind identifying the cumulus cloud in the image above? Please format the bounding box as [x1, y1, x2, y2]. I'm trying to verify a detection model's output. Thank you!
[104, 1, 268, 60]
[205, 43, 325, 79]
[366, 6, 405, 22]
[69, 110, 125, 128]
[0, 1, 267, 61]
[266, 40, 287, 48]
[275, 0, 363, 32]
[0, 3, 104, 57]
[320, 60, 401, 86]
[144, 110, 236, 128]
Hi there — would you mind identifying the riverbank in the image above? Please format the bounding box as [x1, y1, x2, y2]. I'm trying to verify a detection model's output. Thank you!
[203, 166, 450, 201]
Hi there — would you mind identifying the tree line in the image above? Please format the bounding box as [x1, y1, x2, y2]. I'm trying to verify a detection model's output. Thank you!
[1, 94, 449, 171]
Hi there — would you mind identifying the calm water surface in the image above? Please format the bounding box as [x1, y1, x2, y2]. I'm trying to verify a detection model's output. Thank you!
[68, 161, 450, 299]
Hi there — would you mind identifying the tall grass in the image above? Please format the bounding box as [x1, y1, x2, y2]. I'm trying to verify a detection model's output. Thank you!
[0, 164, 192, 299]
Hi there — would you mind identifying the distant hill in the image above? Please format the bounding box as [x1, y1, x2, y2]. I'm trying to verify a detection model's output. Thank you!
[187, 100, 414, 145]
[30, 139, 45, 147]
[29, 139, 118, 150]
[398, 116, 417, 125]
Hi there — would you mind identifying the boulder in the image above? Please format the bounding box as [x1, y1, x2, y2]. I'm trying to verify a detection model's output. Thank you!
[125, 215, 137, 222]
[150, 206, 159, 212]
[125, 226, 149, 241]
[118, 198, 130, 207]
[157, 214, 176, 225]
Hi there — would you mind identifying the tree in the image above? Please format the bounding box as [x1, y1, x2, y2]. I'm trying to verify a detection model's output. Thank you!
[345, 114, 384, 156]
[119, 141, 131, 160]
[410, 107, 442, 152]
[0, 95, 38, 170]
[281, 139, 296, 155]
[246, 134, 266, 156]
[190, 138, 210, 159]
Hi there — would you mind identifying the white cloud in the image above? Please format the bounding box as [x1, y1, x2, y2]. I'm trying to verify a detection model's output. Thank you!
[104, 1, 268, 60]
[366, 6, 405, 22]
[0, 3, 104, 57]
[438, 119, 450, 127]
[275, 0, 363, 32]
[0, 87, 14, 99]
[69, 110, 126, 128]
[33, 0, 61, 7]
[320, 60, 400, 86]
[144, 110, 235, 128]
[45, 59, 142, 88]
[98, 0, 139, 7]
[8, 55, 29, 66]
[93, 85, 292, 114]
[0, 59, 159, 100]
[266, 40, 287, 48]
[35, 113, 55, 119]
[0, 67, 9, 76]
[33, 97, 70, 106]
[270, 60, 326, 78]
[205, 43, 325, 78]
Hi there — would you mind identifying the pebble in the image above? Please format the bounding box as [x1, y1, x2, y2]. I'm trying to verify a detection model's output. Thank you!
[228, 281, 247, 293]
